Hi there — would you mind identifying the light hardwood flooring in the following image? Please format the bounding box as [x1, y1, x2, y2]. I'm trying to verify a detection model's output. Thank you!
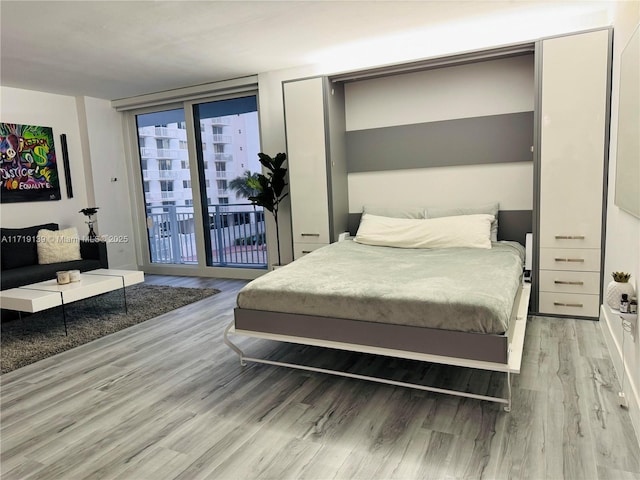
[1, 274, 639, 480]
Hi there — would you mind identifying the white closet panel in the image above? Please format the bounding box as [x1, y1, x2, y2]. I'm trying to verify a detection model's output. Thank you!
[537, 29, 610, 318]
[539, 29, 609, 250]
[284, 78, 331, 247]
[284, 77, 349, 260]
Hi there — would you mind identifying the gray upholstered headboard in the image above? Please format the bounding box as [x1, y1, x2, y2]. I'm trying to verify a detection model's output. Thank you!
[347, 210, 532, 246]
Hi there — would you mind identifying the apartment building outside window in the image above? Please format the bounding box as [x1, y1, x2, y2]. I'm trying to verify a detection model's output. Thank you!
[135, 95, 264, 269]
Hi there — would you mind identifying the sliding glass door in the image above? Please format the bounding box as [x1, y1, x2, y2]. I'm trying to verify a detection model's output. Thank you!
[134, 95, 266, 269]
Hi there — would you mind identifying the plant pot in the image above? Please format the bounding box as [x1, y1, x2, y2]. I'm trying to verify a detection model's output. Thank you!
[606, 280, 636, 310]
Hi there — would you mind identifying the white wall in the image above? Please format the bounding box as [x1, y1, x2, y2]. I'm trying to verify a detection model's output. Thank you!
[600, 2, 640, 442]
[345, 55, 535, 130]
[349, 163, 533, 213]
[0, 87, 90, 232]
[78, 97, 137, 269]
[0, 87, 138, 269]
[345, 55, 535, 212]
[258, 64, 321, 266]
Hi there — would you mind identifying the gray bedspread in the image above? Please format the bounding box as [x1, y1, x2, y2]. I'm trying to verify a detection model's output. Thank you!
[237, 240, 524, 335]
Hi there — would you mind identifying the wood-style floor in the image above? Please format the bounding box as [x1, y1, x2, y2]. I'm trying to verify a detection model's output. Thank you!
[1, 274, 639, 480]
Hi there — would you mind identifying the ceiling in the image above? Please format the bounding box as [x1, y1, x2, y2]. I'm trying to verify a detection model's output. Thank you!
[0, 1, 614, 101]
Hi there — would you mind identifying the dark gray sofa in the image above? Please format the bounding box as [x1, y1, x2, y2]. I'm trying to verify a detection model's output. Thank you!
[1, 222, 108, 291]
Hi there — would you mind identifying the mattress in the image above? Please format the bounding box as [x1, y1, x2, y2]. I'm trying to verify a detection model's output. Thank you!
[237, 240, 524, 335]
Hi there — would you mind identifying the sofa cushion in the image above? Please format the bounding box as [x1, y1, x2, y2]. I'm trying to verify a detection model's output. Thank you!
[36, 227, 82, 264]
[0, 259, 103, 291]
[1, 223, 59, 270]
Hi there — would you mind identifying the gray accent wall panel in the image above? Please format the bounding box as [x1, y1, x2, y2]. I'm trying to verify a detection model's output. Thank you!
[346, 111, 534, 173]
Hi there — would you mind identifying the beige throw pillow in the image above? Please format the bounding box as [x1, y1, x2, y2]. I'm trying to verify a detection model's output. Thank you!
[37, 227, 82, 264]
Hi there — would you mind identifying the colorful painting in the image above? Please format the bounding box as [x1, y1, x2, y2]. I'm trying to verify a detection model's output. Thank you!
[0, 123, 61, 203]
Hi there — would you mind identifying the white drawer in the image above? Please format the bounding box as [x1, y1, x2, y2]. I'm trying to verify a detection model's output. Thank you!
[293, 242, 328, 260]
[539, 225, 602, 249]
[292, 229, 330, 245]
[539, 271, 601, 295]
[539, 292, 600, 318]
[539, 248, 601, 272]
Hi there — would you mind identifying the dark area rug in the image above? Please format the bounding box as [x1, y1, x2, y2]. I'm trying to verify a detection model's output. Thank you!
[1, 284, 220, 374]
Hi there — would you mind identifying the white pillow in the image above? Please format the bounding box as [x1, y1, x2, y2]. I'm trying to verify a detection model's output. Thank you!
[354, 213, 494, 249]
[37, 227, 82, 264]
[426, 202, 499, 242]
[363, 205, 425, 219]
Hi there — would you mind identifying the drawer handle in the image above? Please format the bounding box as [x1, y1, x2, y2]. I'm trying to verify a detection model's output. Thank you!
[301, 250, 312, 254]
[554, 280, 584, 285]
[555, 235, 585, 240]
[554, 258, 585, 263]
[300, 233, 320, 237]
[554, 302, 584, 308]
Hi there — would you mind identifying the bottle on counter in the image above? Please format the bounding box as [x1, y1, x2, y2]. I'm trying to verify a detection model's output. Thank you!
[620, 293, 629, 313]
[630, 296, 637, 314]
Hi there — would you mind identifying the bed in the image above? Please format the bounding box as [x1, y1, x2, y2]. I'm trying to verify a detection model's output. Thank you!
[225, 209, 531, 411]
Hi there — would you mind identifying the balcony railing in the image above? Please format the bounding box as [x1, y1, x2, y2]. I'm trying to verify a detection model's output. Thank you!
[156, 148, 178, 158]
[155, 127, 179, 138]
[143, 170, 180, 180]
[214, 153, 233, 162]
[146, 203, 267, 268]
[212, 134, 232, 143]
[140, 147, 179, 159]
[215, 171, 227, 178]
[211, 117, 229, 125]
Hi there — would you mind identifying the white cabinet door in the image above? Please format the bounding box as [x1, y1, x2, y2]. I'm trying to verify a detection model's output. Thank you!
[284, 78, 331, 244]
[539, 29, 609, 249]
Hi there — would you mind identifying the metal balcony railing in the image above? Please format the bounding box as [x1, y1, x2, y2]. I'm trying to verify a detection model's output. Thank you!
[156, 148, 178, 158]
[140, 148, 179, 159]
[211, 117, 229, 125]
[212, 134, 232, 143]
[155, 127, 179, 138]
[214, 153, 233, 162]
[143, 170, 181, 180]
[146, 203, 267, 268]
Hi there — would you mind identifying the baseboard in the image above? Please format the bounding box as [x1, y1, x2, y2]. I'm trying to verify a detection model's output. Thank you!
[600, 304, 640, 445]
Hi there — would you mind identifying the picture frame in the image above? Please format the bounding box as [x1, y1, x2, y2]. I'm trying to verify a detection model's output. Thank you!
[0, 123, 62, 203]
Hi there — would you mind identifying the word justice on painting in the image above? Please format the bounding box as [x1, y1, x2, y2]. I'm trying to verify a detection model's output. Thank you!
[1, 165, 54, 190]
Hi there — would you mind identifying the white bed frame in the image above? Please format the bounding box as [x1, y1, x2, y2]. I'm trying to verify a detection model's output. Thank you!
[224, 282, 530, 412]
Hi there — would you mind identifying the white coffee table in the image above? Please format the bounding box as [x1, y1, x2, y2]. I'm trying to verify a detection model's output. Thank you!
[0, 269, 144, 335]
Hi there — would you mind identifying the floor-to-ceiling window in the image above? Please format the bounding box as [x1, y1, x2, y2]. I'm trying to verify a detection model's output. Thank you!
[133, 95, 266, 270]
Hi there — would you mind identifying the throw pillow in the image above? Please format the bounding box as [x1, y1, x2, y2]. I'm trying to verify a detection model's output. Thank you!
[37, 227, 82, 264]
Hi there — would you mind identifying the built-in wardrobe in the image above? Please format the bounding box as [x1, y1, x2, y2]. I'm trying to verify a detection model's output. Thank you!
[283, 77, 349, 259]
[282, 27, 612, 319]
[536, 29, 611, 318]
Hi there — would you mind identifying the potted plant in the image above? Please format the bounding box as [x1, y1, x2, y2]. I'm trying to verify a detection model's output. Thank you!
[247, 152, 288, 267]
[606, 271, 635, 310]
